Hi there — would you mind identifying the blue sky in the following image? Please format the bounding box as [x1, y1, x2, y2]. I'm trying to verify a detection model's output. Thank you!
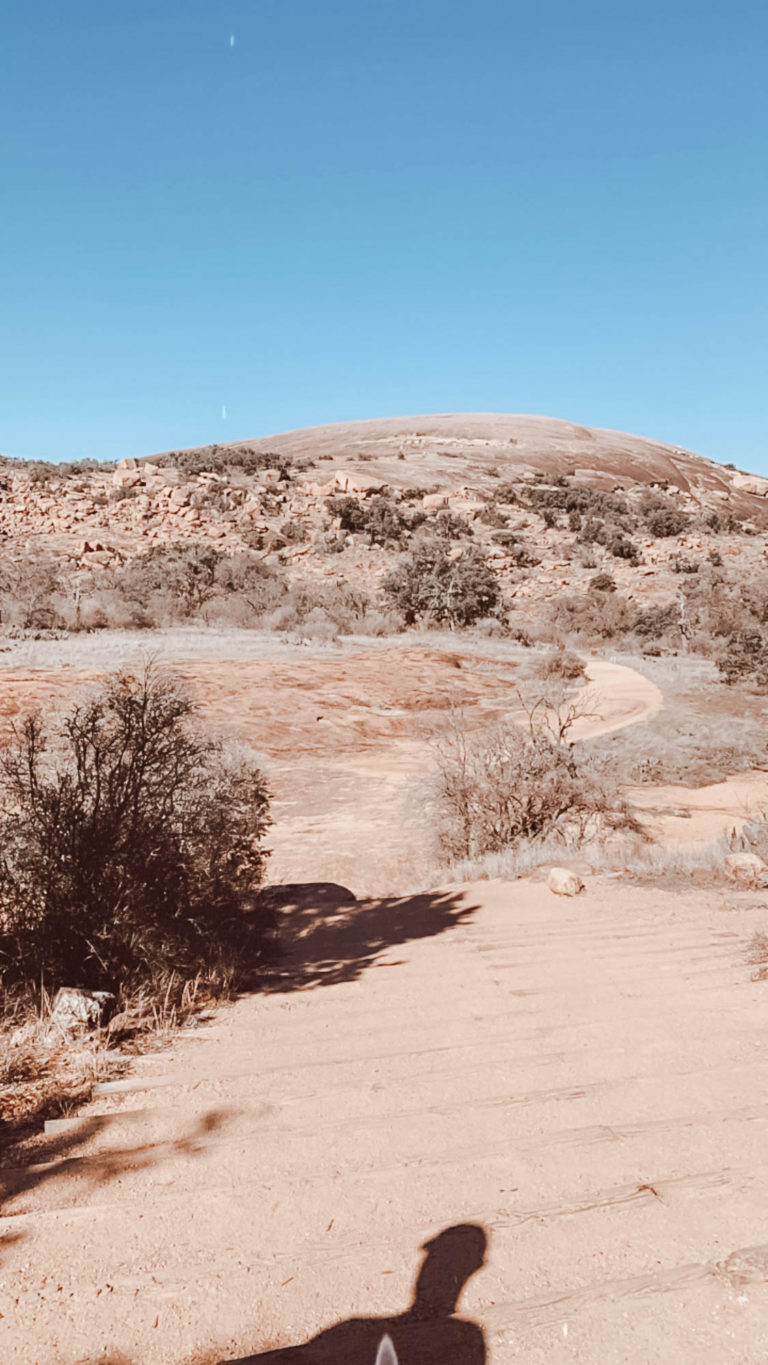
[2, 0, 767, 468]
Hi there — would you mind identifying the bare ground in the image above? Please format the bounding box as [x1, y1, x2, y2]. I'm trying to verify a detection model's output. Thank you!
[2, 636, 768, 1362]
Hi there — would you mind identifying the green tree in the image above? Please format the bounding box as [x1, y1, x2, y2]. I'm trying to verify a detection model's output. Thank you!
[384, 540, 499, 627]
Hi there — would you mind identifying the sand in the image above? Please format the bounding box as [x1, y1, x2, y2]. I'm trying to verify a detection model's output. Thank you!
[2, 643, 768, 1362]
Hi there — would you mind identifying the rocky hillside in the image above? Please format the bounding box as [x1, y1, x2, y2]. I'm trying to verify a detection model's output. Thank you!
[2, 414, 768, 648]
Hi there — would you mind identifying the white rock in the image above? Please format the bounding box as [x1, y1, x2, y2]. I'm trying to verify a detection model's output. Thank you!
[547, 867, 584, 897]
[112, 469, 141, 489]
[732, 472, 768, 497]
[724, 852, 768, 889]
[422, 492, 449, 510]
[51, 987, 116, 1030]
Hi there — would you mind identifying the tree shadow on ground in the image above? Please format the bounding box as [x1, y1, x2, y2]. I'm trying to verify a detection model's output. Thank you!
[0, 1107, 233, 1263]
[250, 883, 478, 993]
[220, 1222, 488, 1364]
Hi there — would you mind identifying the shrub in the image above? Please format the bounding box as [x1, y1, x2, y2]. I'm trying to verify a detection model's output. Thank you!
[0, 552, 63, 630]
[589, 572, 616, 593]
[151, 445, 294, 478]
[527, 480, 629, 522]
[432, 693, 636, 862]
[110, 483, 138, 502]
[327, 495, 368, 533]
[477, 506, 508, 529]
[0, 667, 272, 992]
[718, 630, 768, 690]
[266, 579, 386, 638]
[545, 591, 634, 641]
[633, 602, 680, 640]
[383, 540, 499, 627]
[537, 649, 587, 681]
[495, 482, 519, 504]
[326, 494, 410, 546]
[608, 534, 639, 562]
[641, 495, 689, 538]
[280, 520, 307, 544]
[105, 542, 286, 626]
[432, 511, 473, 541]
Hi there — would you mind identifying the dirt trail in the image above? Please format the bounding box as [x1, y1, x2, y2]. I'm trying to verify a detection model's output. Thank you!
[571, 659, 663, 742]
[6, 646, 768, 1360]
[2, 881, 767, 1362]
[0, 643, 665, 894]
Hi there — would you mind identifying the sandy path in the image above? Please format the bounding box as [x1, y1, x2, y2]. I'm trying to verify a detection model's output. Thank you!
[2, 880, 767, 1362]
[571, 659, 664, 742]
[629, 771, 768, 848]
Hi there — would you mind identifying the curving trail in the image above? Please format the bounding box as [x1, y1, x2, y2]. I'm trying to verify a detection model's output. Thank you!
[569, 659, 664, 742]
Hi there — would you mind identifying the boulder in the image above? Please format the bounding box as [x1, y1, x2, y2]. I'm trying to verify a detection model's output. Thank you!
[112, 469, 141, 489]
[731, 472, 768, 497]
[547, 867, 584, 897]
[334, 471, 386, 495]
[422, 492, 449, 511]
[51, 987, 116, 1030]
[303, 480, 337, 498]
[724, 852, 768, 889]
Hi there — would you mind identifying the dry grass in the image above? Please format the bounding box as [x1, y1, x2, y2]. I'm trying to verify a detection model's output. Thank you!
[0, 969, 233, 1127]
[429, 823, 750, 889]
[0, 988, 118, 1123]
[584, 653, 768, 787]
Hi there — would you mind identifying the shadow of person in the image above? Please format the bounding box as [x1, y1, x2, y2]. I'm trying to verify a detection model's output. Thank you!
[223, 1223, 487, 1363]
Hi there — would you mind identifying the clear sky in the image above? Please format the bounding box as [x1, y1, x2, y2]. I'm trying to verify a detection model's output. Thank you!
[2, 0, 767, 468]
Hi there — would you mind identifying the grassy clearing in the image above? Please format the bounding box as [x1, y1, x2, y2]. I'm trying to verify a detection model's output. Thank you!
[585, 654, 768, 787]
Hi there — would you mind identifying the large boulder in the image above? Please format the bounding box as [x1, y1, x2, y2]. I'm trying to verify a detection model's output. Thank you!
[51, 987, 116, 1030]
[112, 468, 141, 489]
[731, 472, 768, 497]
[547, 867, 584, 897]
[334, 470, 386, 495]
[724, 852, 768, 889]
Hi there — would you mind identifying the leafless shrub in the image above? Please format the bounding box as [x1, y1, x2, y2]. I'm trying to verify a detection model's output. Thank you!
[265, 579, 396, 639]
[544, 590, 635, 643]
[731, 811, 768, 861]
[431, 690, 639, 862]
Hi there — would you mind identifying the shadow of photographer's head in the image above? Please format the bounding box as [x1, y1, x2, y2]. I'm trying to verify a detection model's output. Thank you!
[410, 1223, 487, 1320]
